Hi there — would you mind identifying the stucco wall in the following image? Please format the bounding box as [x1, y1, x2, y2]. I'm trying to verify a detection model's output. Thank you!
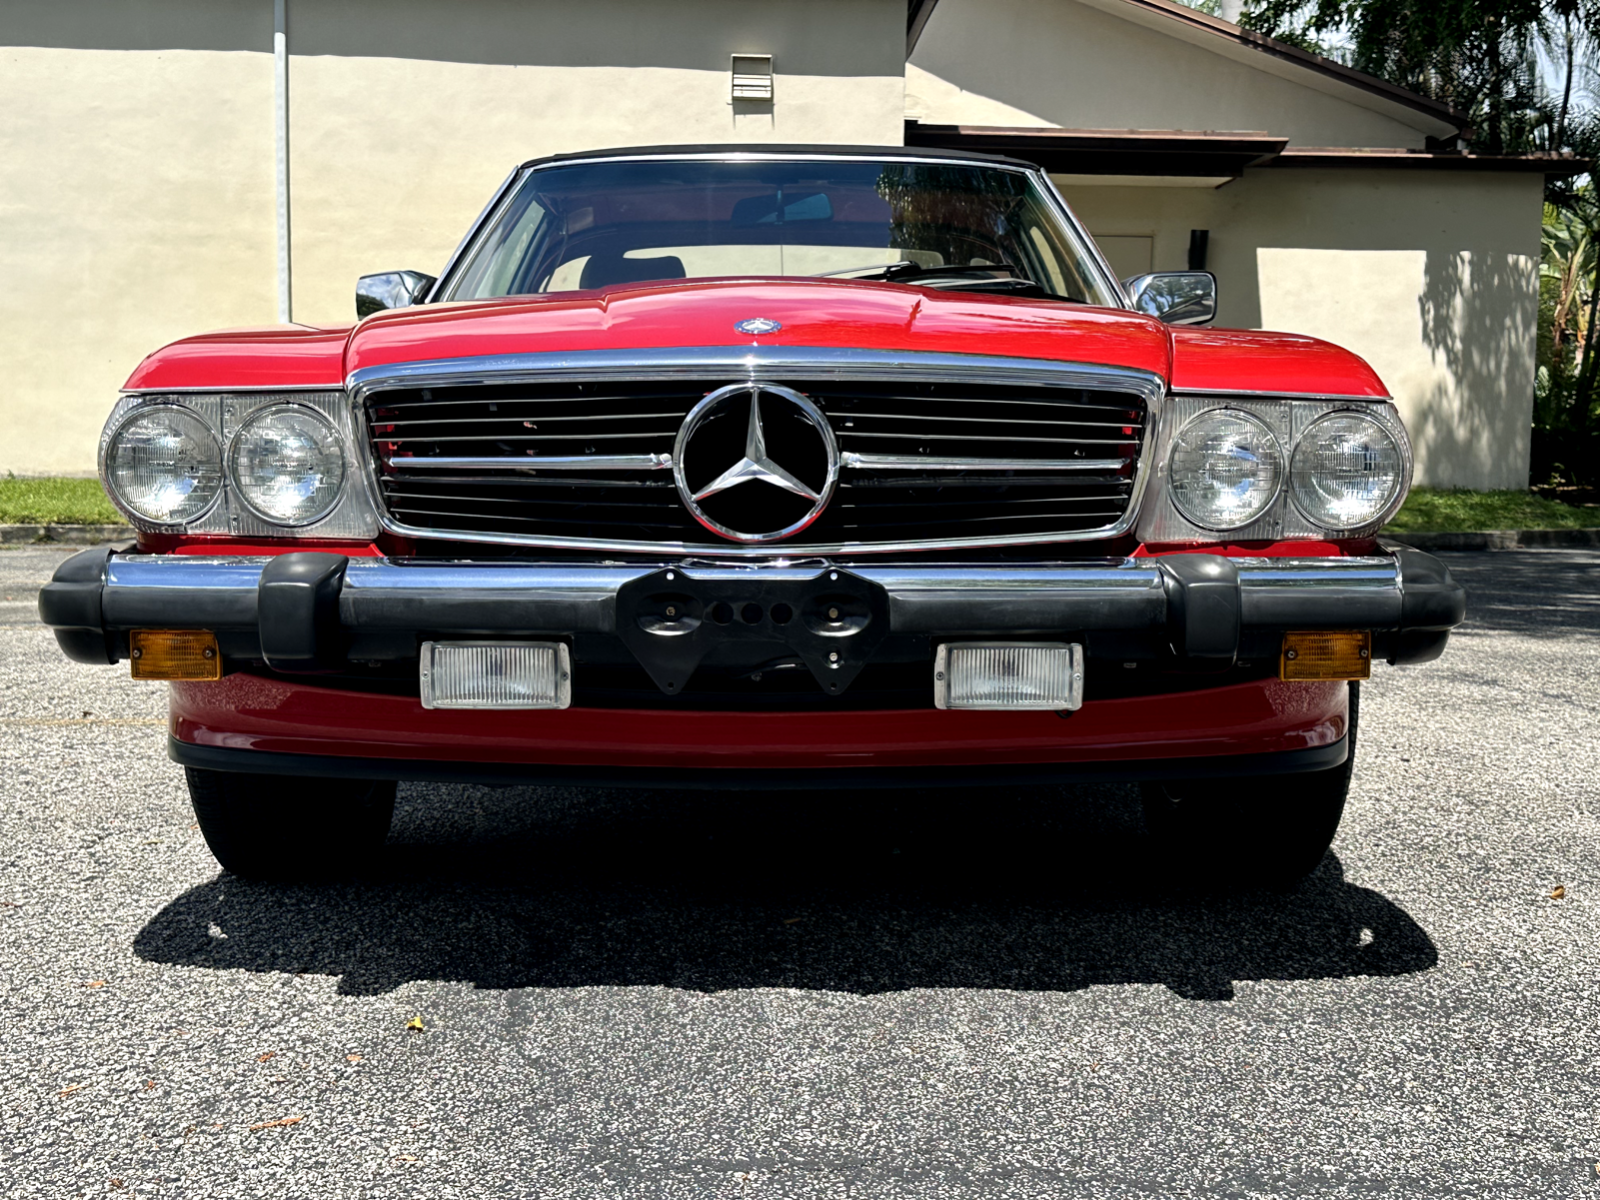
[0, 0, 905, 474]
[284, 0, 907, 325]
[909, 0, 1436, 149]
[0, 40, 278, 474]
[1059, 169, 1545, 489]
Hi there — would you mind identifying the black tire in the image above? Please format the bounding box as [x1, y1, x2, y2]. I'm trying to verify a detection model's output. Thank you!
[185, 767, 396, 881]
[1140, 682, 1360, 891]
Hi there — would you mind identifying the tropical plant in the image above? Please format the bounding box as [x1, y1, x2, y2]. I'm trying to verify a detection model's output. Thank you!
[1241, 1, 1599, 156]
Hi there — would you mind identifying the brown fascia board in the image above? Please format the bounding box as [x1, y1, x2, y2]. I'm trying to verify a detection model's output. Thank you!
[1273, 147, 1589, 174]
[1102, 0, 1471, 134]
[905, 123, 1585, 176]
[909, 124, 1288, 153]
[904, 123, 1288, 176]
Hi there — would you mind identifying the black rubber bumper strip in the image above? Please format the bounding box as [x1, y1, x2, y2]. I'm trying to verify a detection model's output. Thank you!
[35, 544, 128, 665]
[168, 732, 1348, 790]
[43, 546, 1467, 669]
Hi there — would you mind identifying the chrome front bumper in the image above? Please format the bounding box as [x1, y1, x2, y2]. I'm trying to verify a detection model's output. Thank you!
[40, 543, 1465, 679]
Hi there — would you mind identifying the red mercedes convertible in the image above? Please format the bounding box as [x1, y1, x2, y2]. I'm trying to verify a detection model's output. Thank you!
[40, 145, 1464, 885]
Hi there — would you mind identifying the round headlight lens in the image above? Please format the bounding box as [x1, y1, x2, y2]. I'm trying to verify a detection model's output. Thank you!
[106, 406, 223, 525]
[229, 406, 346, 526]
[1168, 410, 1283, 531]
[1289, 413, 1405, 530]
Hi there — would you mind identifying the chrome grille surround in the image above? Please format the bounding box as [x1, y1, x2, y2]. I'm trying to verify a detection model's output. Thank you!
[349, 346, 1165, 556]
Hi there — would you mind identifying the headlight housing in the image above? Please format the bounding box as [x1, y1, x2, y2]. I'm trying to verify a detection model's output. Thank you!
[228, 406, 346, 526]
[1139, 395, 1411, 543]
[1167, 410, 1282, 531]
[1289, 413, 1405, 530]
[99, 391, 378, 539]
[104, 405, 224, 525]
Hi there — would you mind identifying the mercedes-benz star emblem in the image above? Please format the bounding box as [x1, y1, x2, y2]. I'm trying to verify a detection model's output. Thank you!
[734, 317, 782, 335]
[673, 383, 838, 542]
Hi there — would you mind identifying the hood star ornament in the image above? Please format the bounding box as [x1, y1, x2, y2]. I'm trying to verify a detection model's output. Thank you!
[691, 388, 820, 503]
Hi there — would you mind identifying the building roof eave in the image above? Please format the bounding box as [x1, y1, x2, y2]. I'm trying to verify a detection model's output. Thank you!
[905, 122, 1589, 178]
[1272, 147, 1589, 175]
[1082, 0, 1470, 133]
[907, 0, 941, 55]
[906, 122, 1285, 178]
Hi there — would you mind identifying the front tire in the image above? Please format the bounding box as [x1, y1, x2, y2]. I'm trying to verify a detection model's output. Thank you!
[186, 767, 396, 881]
[1141, 682, 1360, 891]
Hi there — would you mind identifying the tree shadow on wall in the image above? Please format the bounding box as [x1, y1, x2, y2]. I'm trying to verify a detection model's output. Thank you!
[1413, 248, 1539, 486]
[134, 781, 1437, 1000]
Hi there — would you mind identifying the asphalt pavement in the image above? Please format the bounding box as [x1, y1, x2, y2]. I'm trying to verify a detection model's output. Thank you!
[2, 544, 1598, 1198]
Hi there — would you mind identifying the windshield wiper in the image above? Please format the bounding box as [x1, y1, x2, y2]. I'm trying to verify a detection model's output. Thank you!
[932, 277, 1085, 303]
[816, 261, 1026, 283]
[815, 261, 1082, 303]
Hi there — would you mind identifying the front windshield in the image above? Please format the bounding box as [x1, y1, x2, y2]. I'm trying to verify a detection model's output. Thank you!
[440, 158, 1118, 306]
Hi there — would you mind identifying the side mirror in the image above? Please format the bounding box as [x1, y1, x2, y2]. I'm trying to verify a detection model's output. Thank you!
[356, 270, 437, 318]
[1122, 272, 1217, 326]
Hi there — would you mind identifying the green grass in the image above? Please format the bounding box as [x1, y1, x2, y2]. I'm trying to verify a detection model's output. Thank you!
[0, 476, 125, 525]
[0, 476, 1593, 534]
[1382, 487, 1600, 534]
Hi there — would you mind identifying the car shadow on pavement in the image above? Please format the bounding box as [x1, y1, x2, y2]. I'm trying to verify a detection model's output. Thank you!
[134, 781, 1437, 1000]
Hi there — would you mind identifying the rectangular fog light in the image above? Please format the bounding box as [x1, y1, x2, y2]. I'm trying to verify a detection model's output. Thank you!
[420, 641, 571, 710]
[934, 642, 1084, 711]
[1280, 630, 1371, 681]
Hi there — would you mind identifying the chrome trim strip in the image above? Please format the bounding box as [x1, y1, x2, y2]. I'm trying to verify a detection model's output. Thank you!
[120, 384, 345, 396]
[346, 346, 1164, 392]
[523, 151, 1043, 169]
[391, 453, 673, 472]
[346, 346, 1165, 557]
[841, 451, 1129, 472]
[1234, 558, 1403, 586]
[1172, 388, 1396, 403]
[106, 557, 269, 590]
[1033, 170, 1128, 306]
[100, 552, 1402, 615]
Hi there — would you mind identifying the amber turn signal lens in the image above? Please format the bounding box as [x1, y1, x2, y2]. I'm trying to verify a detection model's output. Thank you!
[1280, 630, 1371, 681]
[129, 630, 221, 681]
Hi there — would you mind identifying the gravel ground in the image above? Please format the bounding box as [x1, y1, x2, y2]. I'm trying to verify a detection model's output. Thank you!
[2, 545, 1598, 1198]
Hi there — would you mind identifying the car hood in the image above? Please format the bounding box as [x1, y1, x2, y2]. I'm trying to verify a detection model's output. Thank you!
[342, 278, 1174, 380]
[122, 279, 1389, 399]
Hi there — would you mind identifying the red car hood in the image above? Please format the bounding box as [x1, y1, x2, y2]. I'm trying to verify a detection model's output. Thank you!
[122, 279, 1386, 398]
[341, 279, 1173, 379]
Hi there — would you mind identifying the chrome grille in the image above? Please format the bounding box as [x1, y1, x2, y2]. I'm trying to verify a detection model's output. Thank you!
[364, 370, 1151, 551]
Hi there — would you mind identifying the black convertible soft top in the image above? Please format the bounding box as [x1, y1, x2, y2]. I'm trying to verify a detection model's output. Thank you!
[519, 143, 1036, 171]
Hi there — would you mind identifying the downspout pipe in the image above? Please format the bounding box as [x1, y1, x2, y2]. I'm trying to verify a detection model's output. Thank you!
[274, 0, 292, 323]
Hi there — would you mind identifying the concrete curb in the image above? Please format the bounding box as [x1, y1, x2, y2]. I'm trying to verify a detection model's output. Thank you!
[1384, 528, 1600, 552]
[0, 524, 131, 545]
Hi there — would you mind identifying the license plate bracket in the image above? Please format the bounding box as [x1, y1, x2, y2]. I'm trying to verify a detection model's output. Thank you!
[614, 567, 892, 696]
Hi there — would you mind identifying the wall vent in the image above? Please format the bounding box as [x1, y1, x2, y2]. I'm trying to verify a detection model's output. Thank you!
[731, 54, 774, 102]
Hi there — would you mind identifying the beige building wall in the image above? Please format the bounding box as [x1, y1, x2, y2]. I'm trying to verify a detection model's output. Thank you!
[0, 14, 278, 474]
[908, 0, 1452, 148]
[0, 0, 905, 474]
[1059, 169, 1546, 489]
[285, 0, 908, 325]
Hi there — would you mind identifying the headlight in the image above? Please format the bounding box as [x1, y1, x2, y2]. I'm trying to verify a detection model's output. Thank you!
[228, 406, 346, 525]
[105, 406, 223, 524]
[1167, 410, 1282, 531]
[1289, 413, 1405, 530]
